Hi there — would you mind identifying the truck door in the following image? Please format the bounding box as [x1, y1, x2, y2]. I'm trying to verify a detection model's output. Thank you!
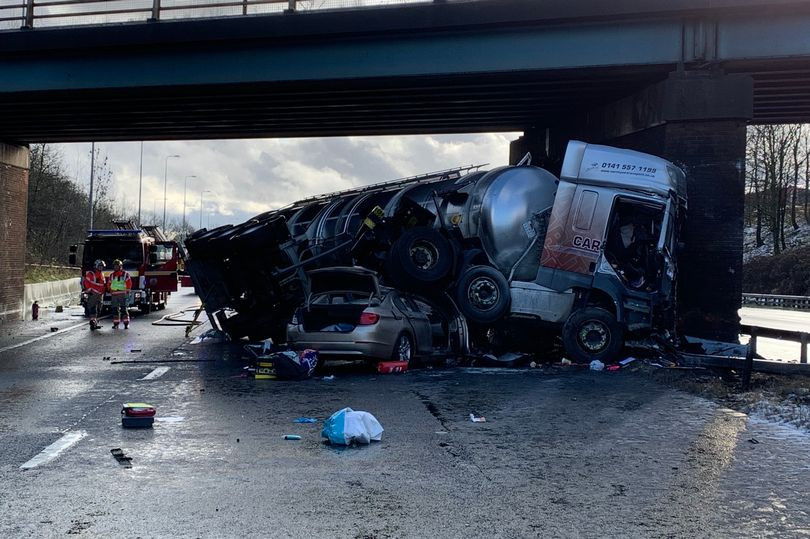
[657, 197, 676, 298]
[145, 242, 179, 293]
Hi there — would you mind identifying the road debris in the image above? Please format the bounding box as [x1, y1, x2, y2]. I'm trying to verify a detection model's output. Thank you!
[293, 417, 318, 423]
[283, 435, 302, 441]
[469, 414, 487, 423]
[619, 357, 638, 366]
[560, 358, 572, 366]
[121, 402, 156, 428]
[590, 360, 605, 371]
[110, 448, 132, 468]
[378, 360, 408, 374]
[322, 375, 336, 381]
[322, 407, 383, 446]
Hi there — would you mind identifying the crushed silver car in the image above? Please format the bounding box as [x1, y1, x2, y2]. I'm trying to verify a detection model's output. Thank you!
[287, 267, 434, 363]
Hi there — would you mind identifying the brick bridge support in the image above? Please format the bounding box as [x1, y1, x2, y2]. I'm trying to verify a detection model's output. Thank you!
[0, 143, 30, 322]
[511, 71, 753, 342]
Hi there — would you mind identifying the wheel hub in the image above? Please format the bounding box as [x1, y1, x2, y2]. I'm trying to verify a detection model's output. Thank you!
[410, 241, 438, 270]
[468, 277, 499, 309]
[397, 337, 412, 361]
[578, 321, 608, 352]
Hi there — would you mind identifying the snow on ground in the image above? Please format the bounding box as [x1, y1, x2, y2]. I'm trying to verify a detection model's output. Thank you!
[743, 222, 810, 262]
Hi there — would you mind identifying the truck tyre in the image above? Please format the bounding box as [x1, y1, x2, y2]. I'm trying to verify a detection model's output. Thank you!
[562, 307, 624, 364]
[388, 227, 453, 286]
[455, 265, 510, 324]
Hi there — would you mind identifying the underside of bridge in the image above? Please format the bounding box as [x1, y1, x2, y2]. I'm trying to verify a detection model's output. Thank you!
[2, 0, 810, 335]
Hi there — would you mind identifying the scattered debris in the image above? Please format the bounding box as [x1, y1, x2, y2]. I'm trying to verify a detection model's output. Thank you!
[55, 305, 63, 313]
[560, 358, 572, 366]
[284, 435, 302, 441]
[469, 414, 487, 423]
[748, 438, 760, 444]
[322, 375, 336, 381]
[121, 402, 156, 428]
[606, 364, 621, 372]
[378, 360, 408, 374]
[590, 360, 605, 371]
[50, 327, 58, 332]
[293, 417, 318, 423]
[322, 407, 384, 446]
[110, 448, 132, 467]
[619, 357, 638, 366]
[130, 349, 142, 353]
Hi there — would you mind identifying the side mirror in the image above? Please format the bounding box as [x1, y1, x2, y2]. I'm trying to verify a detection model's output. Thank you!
[68, 254, 76, 266]
[149, 253, 158, 265]
[69, 244, 78, 253]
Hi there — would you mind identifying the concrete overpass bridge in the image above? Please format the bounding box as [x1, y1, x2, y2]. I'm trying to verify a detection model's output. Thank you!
[1, 0, 810, 339]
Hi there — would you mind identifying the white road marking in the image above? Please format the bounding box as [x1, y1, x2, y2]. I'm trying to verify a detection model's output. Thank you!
[0, 317, 107, 355]
[20, 431, 87, 470]
[140, 366, 170, 380]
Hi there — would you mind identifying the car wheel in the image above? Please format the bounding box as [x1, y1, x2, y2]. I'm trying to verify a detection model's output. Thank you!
[392, 333, 413, 363]
[388, 227, 453, 286]
[455, 265, 510, 324]
[562, 307, 624, 364]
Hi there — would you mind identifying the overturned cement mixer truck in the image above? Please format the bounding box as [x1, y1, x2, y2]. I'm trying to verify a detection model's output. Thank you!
[185, 140, 687, 363]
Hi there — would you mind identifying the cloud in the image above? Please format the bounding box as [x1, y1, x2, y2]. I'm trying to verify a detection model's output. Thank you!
[54, 132, 520, 228]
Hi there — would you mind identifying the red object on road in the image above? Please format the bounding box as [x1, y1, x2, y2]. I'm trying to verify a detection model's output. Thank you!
[122, 402, 156, 428]
[377, 361, 408, 374]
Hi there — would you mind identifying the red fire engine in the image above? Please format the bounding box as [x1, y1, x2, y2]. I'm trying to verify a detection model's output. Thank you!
[69, 221, 182, 314]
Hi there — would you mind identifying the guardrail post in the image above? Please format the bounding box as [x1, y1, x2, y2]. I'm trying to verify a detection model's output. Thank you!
[23, 0, 34, 28]
[742, 328, 756, 390]
[801, 333, 808, 364]
[150, 0, 160, 21]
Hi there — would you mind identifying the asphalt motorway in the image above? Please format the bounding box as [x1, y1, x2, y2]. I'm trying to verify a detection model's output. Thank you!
[1, 292, 809, 538]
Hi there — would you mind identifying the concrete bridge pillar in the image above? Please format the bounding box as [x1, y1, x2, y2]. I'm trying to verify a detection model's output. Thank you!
[0, 143, 30, 322]
[512, 71, 753, 341]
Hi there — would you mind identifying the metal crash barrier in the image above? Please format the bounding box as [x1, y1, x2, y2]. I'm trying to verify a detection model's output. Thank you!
[742, 293, 810, 311]
[1, 0, 434, 30]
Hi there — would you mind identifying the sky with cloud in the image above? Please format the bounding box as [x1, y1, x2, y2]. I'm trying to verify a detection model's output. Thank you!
[55, 133, 520, 231]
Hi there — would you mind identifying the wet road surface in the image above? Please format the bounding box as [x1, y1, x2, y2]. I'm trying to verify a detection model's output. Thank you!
[1, 292, 809, 537]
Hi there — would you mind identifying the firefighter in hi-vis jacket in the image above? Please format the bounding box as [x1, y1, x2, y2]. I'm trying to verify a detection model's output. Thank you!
[83, 259, 106, 330]
[107, 259, 133, 329]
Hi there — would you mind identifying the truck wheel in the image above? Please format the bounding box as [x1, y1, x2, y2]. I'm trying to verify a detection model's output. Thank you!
[455, 265, 510, 324]
[389, 227, 453, 286]
[562, 307, 624, 364]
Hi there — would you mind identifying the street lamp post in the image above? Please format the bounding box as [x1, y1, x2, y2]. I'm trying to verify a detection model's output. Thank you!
[181, 175, 196, 239]
[137, 141, 144, 226]
[200, 190, 212, 230]
[162, 154, 180, 230]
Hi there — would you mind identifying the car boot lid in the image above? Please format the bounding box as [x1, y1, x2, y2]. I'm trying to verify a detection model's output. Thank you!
[308, 266, 381, 298]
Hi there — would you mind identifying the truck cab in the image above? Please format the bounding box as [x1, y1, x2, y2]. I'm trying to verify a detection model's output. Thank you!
[517, 141, 686, 362]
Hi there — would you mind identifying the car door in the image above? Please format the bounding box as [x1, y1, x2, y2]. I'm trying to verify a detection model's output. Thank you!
[400, 295, 434, 355]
